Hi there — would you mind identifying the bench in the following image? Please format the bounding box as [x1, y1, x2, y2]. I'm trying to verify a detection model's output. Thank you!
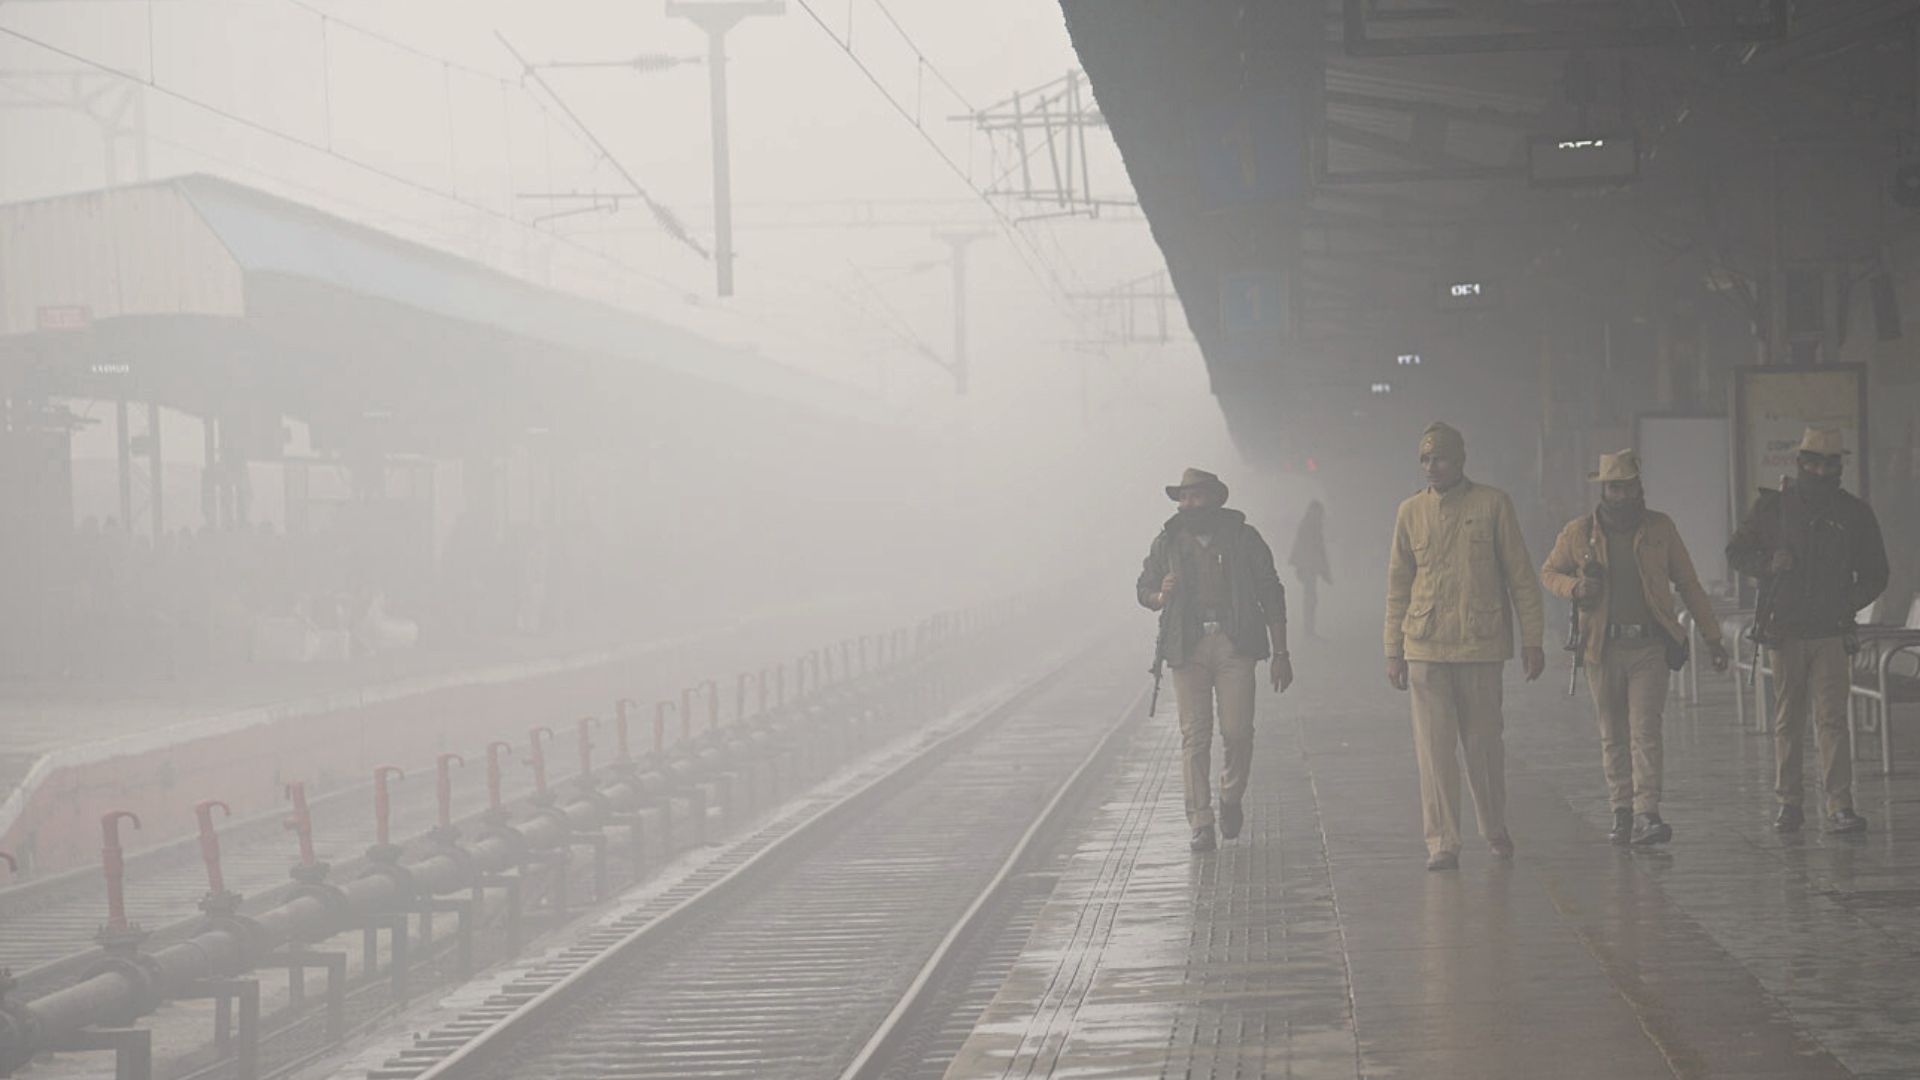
[1847, 595, 1920, 774]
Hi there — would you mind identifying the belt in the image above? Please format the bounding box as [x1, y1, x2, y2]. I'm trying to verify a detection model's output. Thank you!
[1606, 623, 1655, 641]
[1201, 620, 1225, 636]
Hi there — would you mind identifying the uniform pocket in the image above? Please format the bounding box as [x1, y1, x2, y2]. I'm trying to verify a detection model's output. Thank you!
[1467, 603, 1503, 639]
[1404, 603, 1436, 640]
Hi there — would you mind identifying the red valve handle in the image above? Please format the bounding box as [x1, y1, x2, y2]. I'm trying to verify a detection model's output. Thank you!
[615, 699, 636, 763]
[527, 726, 554, 795]
[100, 810, 142, 930]
[373, 766, 406, 846]
[576, 716, 598, 780]
[654, 700, 673, 756]
[284, 782, 317, 866]
[485, 741, 514, 812]
[194, 799, 232, 895]
[436, 753, 466, 830]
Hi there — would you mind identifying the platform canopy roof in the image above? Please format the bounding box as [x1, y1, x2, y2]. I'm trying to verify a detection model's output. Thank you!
[1060, 0, 1911, 471]
[0, 174, 879, 453]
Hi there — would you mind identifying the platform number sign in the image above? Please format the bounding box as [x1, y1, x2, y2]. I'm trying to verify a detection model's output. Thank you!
[1218, 272, 1287, 365]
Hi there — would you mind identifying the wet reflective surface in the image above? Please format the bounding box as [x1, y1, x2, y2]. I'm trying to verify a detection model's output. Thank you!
[947, 631, 1913, 1078]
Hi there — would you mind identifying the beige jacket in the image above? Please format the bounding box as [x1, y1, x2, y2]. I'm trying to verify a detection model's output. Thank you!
[1384, 480, 1545, 662]
[1540, 510, 1724, 667]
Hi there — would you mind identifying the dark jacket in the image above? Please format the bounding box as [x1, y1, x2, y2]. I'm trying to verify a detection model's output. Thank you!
[1727, 486, 1889, 639]
[1137, 508, 1286, 665]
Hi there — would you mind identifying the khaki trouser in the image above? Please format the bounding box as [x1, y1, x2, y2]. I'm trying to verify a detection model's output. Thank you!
[1171, 630, 1256, 829]
[1772, 635, 1854, 813]
[1408, 661, 1508, 857]
[1587, 640, 1668, 814]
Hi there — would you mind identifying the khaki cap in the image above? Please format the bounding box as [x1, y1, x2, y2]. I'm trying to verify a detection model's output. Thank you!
[1418, 422, 1465, 459]
[1165, 467, 1230, 502]
[1588, 449, 1642, 483]
[1797, 427, 1851, 456]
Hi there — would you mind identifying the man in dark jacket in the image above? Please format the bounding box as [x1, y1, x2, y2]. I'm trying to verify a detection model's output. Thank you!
[1727, 428, 1889, 834]
[1138, 468, 1293, 853]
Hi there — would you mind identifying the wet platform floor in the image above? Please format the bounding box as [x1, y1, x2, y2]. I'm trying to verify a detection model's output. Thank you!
[943, 630, 1920, 1080]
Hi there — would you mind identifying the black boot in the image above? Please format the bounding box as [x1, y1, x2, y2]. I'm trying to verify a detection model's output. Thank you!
[1608, 808, 1633, 845]
[1826, 808, 1867, 834]
[1630, 813, 1672, 846]
[1773, 804, 1804, 833]
[1219, 801, 1244, 840]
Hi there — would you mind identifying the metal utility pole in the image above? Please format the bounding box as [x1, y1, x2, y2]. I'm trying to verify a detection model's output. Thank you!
[667, 1, 784, 298]
[937, 231, 990, 395]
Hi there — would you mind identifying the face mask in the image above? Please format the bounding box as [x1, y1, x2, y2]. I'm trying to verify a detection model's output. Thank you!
[1796, 467, 1841, 495]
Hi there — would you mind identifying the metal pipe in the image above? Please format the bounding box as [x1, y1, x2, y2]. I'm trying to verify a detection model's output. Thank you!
[193, 800, 231, 898]
[436, 754, 466, 832]
[100, 811, 141, 932]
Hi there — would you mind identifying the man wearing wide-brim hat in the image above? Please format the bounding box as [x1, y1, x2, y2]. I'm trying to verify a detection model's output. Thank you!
[1542, 449, 1730, 847]
[1384, 422, 1545, 870]
[1728, 427, 1888, 835]
[1138, 468, 1293, 854]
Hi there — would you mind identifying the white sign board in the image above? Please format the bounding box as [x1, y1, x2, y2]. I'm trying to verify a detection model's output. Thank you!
[1732, 365, 1868, 503]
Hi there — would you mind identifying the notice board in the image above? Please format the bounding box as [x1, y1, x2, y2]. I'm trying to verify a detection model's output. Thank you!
[1731, 365, 1869, 508]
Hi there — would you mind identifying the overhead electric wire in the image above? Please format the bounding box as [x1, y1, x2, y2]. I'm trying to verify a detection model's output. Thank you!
[494, 31, 708, 261]
[0, 24, 705, 308]
[791, 0, 1080, 315]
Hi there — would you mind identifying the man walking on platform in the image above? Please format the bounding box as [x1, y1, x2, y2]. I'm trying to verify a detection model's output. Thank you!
[1289, 500, 1332, 639]
[1384, 423, 1545, 871]
[1138, 468, 1293, 854]
[1541, 450, 1730, 847]
[1727, 428, 1888, 835]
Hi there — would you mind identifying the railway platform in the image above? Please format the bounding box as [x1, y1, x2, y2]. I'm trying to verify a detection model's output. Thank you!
[944, 624, 1920, 1080]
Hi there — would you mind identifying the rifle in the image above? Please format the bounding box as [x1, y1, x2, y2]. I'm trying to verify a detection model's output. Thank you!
[1567, 522, 1602, 697]
[1744, 477, 1792, 688]
[1148, 601, 1172, 717]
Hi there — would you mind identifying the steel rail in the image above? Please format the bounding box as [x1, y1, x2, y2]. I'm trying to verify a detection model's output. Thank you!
[398, 649, 1088, 1080]
[0, 664, 917, 1076]
[837, 681, 1149, 1080]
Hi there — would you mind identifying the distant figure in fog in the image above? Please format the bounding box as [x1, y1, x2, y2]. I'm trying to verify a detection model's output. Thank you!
[1138, 468, 1293, 854]
[1383, 422, 1544, 871]
[1288, 500, 1332, 639]
[1541, 450, 1729, 848]
[1727, 427, 1887, 836]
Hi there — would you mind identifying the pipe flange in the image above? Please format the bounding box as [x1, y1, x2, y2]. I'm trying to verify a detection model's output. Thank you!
[432, 842, 479, 887]
[197, 890, 244, 919]
[78, 952, 166, 1025]
[477, 822, 530, 863]
[289, 861, 333, 886]
[196, 911, 271, 971]
[288, 880, 354, 931]
[356, 860, 418, 907]
[0, 988, 44, 1076]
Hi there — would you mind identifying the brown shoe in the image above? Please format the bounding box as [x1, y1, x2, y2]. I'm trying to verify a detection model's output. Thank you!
[1426, 850, 1459, 871]
[1489, 833, 1515, 859]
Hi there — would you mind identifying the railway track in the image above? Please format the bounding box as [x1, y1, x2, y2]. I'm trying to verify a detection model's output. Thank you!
[360, 642, 1144, 1080]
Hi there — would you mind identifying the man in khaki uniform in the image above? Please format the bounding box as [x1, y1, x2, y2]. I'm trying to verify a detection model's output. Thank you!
[1541, 450, 1730, 847]
[1727, 428, 1888, 834]
[1384, 423, 1545, 870]
[1139, 469, 1293, 853]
